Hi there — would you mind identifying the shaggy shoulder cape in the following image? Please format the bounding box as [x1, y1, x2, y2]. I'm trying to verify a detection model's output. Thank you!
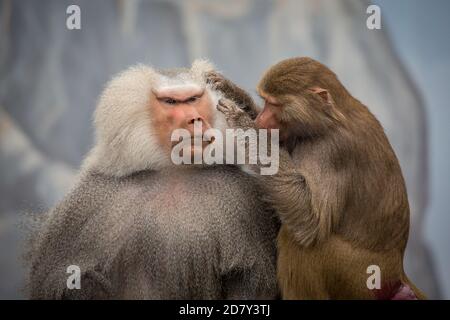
[27, 165, 279, 299]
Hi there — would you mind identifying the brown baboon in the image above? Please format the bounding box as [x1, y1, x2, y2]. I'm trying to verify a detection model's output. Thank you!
[213, 57, 425, 300]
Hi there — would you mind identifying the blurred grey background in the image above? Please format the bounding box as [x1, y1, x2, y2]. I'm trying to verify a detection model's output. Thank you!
[0, 0, 449, 299]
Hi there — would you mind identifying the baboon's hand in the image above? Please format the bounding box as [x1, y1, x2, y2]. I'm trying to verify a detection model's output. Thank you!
[206, 71, 259, 120]
[206, 71, 234, 93]
[217, 98, 243, 118]
[217, 98, 254, 129]
[217, 98, 244, 125]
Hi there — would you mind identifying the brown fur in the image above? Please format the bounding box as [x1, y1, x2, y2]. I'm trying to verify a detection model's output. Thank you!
[217, 57, 425, 299]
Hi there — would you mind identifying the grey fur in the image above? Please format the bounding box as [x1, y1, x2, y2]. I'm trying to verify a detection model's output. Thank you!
[27, 165, 279, 299]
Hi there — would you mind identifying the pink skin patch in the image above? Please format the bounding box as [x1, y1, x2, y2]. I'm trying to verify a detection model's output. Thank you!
[373, 280, 418, 300]
[390, 284, 419, 300]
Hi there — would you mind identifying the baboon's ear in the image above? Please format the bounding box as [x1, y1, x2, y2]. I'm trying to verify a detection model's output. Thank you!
[309, 87, 333, 105]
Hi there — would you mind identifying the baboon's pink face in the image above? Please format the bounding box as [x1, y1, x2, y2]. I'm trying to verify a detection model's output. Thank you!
[149, 85, 214, 155]
[255, 89, 291, 142]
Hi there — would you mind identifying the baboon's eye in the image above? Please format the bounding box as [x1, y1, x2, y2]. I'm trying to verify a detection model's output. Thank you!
[186, 96, 198, 103]
[164, 98, 177, 105]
